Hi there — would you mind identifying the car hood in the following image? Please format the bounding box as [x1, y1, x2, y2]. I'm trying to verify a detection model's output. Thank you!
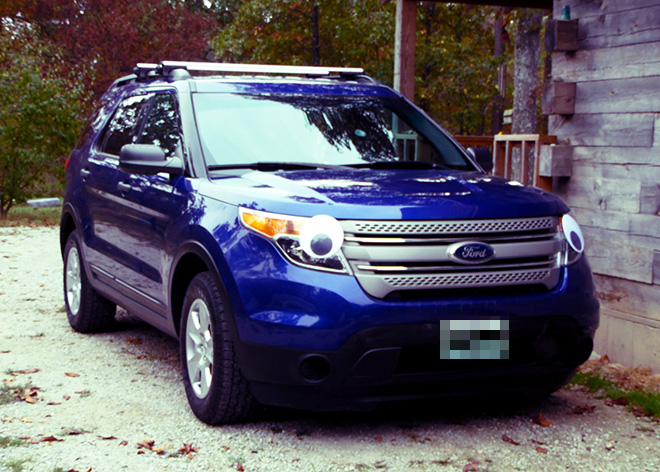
[200, 168, 569, 220]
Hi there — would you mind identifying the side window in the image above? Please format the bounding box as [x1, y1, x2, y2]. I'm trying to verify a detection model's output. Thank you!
[139, 94, 182, 157]
[99, 95, 151, 156]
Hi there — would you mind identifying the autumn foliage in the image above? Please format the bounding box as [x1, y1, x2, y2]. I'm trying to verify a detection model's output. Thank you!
[3, 0, 218, 97]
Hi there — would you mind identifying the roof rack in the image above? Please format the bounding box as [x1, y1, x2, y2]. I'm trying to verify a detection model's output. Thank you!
[134, 61, 367, 80]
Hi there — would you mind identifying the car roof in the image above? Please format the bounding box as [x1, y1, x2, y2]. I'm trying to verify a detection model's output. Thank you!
[110, 61, 398, 98]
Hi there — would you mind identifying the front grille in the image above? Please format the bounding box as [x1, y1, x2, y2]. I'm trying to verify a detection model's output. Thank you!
[341, 216, 561, 298]
[383, 269, 553, 288]
[350, 217, 555, 235]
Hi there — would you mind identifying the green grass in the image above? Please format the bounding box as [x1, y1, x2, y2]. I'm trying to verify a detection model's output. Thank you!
[0, 458, 29, 472]
[0, 204, 61, 227]
[570, 372, 660, 418]
[0, 382, 25, 405]
[0, 436, 26, 448]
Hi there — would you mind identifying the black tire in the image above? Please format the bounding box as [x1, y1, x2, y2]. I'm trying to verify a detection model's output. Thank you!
[180, 272, 257, 424]
[63, 232, 116, 333]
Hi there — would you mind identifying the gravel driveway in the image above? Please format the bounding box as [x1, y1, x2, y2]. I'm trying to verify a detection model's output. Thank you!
[1, 226, 659, 472]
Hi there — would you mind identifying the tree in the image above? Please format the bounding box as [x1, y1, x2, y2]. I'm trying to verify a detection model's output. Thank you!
[2, 0, 219, 100]
[415, 4, 502, 135]
[511, 9, 542, 134]
[212, 1, 507, 136]
[0, 22, 86, 218]
[211, 0, 395, 84]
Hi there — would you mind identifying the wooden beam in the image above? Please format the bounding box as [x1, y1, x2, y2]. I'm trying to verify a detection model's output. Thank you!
[394, 0, 416, 100]
[406, 0, 552, 8]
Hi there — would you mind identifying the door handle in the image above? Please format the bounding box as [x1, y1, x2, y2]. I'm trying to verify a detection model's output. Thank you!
[80, 168, 91, 179]
[117, 182, 132, 193]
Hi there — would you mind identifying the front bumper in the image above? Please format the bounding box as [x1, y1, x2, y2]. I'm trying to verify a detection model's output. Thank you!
[237, 315, 593, 411]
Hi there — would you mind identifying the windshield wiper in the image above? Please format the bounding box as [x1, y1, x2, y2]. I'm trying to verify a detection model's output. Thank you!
[346, 160, 455, 170]
[208, 162, 346, 172]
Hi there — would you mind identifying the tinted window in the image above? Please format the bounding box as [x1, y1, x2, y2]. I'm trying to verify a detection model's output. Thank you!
[139, 94, 182, 157]
[100, 95, 150, 156]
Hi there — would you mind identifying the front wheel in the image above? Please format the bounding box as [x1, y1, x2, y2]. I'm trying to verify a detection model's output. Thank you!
[180, 272, 257, 424]
[63, 232, 116, 333]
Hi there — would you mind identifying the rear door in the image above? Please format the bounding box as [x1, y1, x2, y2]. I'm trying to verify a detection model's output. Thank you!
[85, 91, 185, 321]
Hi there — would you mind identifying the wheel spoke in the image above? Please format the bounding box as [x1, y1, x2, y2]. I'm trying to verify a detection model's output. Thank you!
[65, 247, 82, 316]
[185, 298, 214, 399]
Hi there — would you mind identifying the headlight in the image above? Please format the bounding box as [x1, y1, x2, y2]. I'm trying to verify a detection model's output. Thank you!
[559, 213, 585, 265]
[239, 207, 350, 274]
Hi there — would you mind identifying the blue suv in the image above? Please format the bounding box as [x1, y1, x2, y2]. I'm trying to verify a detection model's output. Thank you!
[61, 61, 599, 424]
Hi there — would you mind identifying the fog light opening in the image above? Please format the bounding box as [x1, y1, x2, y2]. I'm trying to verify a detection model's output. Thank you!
[299, 355, 330, 383]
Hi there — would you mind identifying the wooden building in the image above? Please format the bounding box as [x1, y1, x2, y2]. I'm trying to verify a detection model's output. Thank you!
[394, 0, 660, 370]
[548, 0, 660, 369]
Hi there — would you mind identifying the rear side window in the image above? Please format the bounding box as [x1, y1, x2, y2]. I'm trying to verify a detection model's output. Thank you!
[99, 95, 151, 156]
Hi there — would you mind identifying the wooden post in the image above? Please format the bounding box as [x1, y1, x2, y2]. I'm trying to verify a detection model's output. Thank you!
[394, 0, 416, 100]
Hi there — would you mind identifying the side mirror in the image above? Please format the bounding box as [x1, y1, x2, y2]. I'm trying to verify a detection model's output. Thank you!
[119, 144, 184, 176]
[467, 146, 494, 173]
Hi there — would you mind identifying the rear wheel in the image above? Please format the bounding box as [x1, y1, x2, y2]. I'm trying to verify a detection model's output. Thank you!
[180, 272, 257, 424]
[63, 233, 116, 332]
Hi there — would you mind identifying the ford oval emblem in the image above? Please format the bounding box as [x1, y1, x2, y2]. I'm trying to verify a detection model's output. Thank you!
[447, 241, 495, 265]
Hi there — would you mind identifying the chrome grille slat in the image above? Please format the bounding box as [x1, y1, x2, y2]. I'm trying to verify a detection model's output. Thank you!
[340, 216, 562, 298]
[356, 259, 556, 273]
[342, 217, 556, 236]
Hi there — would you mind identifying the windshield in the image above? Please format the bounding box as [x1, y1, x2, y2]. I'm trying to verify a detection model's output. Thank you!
[192, 93, 474, 171]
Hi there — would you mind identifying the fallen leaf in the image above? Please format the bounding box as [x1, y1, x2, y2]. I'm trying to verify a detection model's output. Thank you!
[47, 402, 62, 406]
[153, 444, 168, 454]
[502, 434, 520, 446]
[463, 460, 480, 472]
[179, 443, 199, 455]
[17, 368, 40, 375]
[374, 435, 383, 442]
[65, 372, 80, 377]
[632, 406, 646, 417]
[63, 395, 71, 401]
[605, 397, 629, 407]
[605, 440, 617, 451]
[533, 413, 554, 427]
[137, 450, 145, 455]
[572, 404, 596, 415]
[236, 461, 245, 471]
[222, 445, 230, 452]
[292, 459, 300, 463]
[67, 430, 85, 435]
[137, 439, 155, 450]
[19, 417, 33, 423]
[0, 350, 10, 354]
[99, 436, 117, 440]
[126, 337, 142, 345]
[22, 387, 40, 404]
[40, 435, 64, 442]
[531, 439, 547, 445]
[535, 446, 548, 454]
[119, 440, 128, 446]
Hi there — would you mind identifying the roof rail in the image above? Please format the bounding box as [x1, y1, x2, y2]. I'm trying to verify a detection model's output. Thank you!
[160, 61, 364, 77]
[134, 61, 368, 81]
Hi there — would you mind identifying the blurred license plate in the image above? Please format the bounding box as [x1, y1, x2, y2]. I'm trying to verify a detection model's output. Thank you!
[440, 319, 510, 360]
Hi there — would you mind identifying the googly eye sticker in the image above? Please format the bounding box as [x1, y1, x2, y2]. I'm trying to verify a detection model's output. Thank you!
[562, 214, 584, 253]
[299, 215, 344, 258]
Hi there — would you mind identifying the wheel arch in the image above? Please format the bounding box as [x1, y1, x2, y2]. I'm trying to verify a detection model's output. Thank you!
[169, 239, 241, 338]
[59, 204, 79, 257]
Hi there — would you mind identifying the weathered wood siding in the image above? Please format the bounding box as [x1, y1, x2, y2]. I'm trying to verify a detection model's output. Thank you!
[551, 0, 660, 369]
